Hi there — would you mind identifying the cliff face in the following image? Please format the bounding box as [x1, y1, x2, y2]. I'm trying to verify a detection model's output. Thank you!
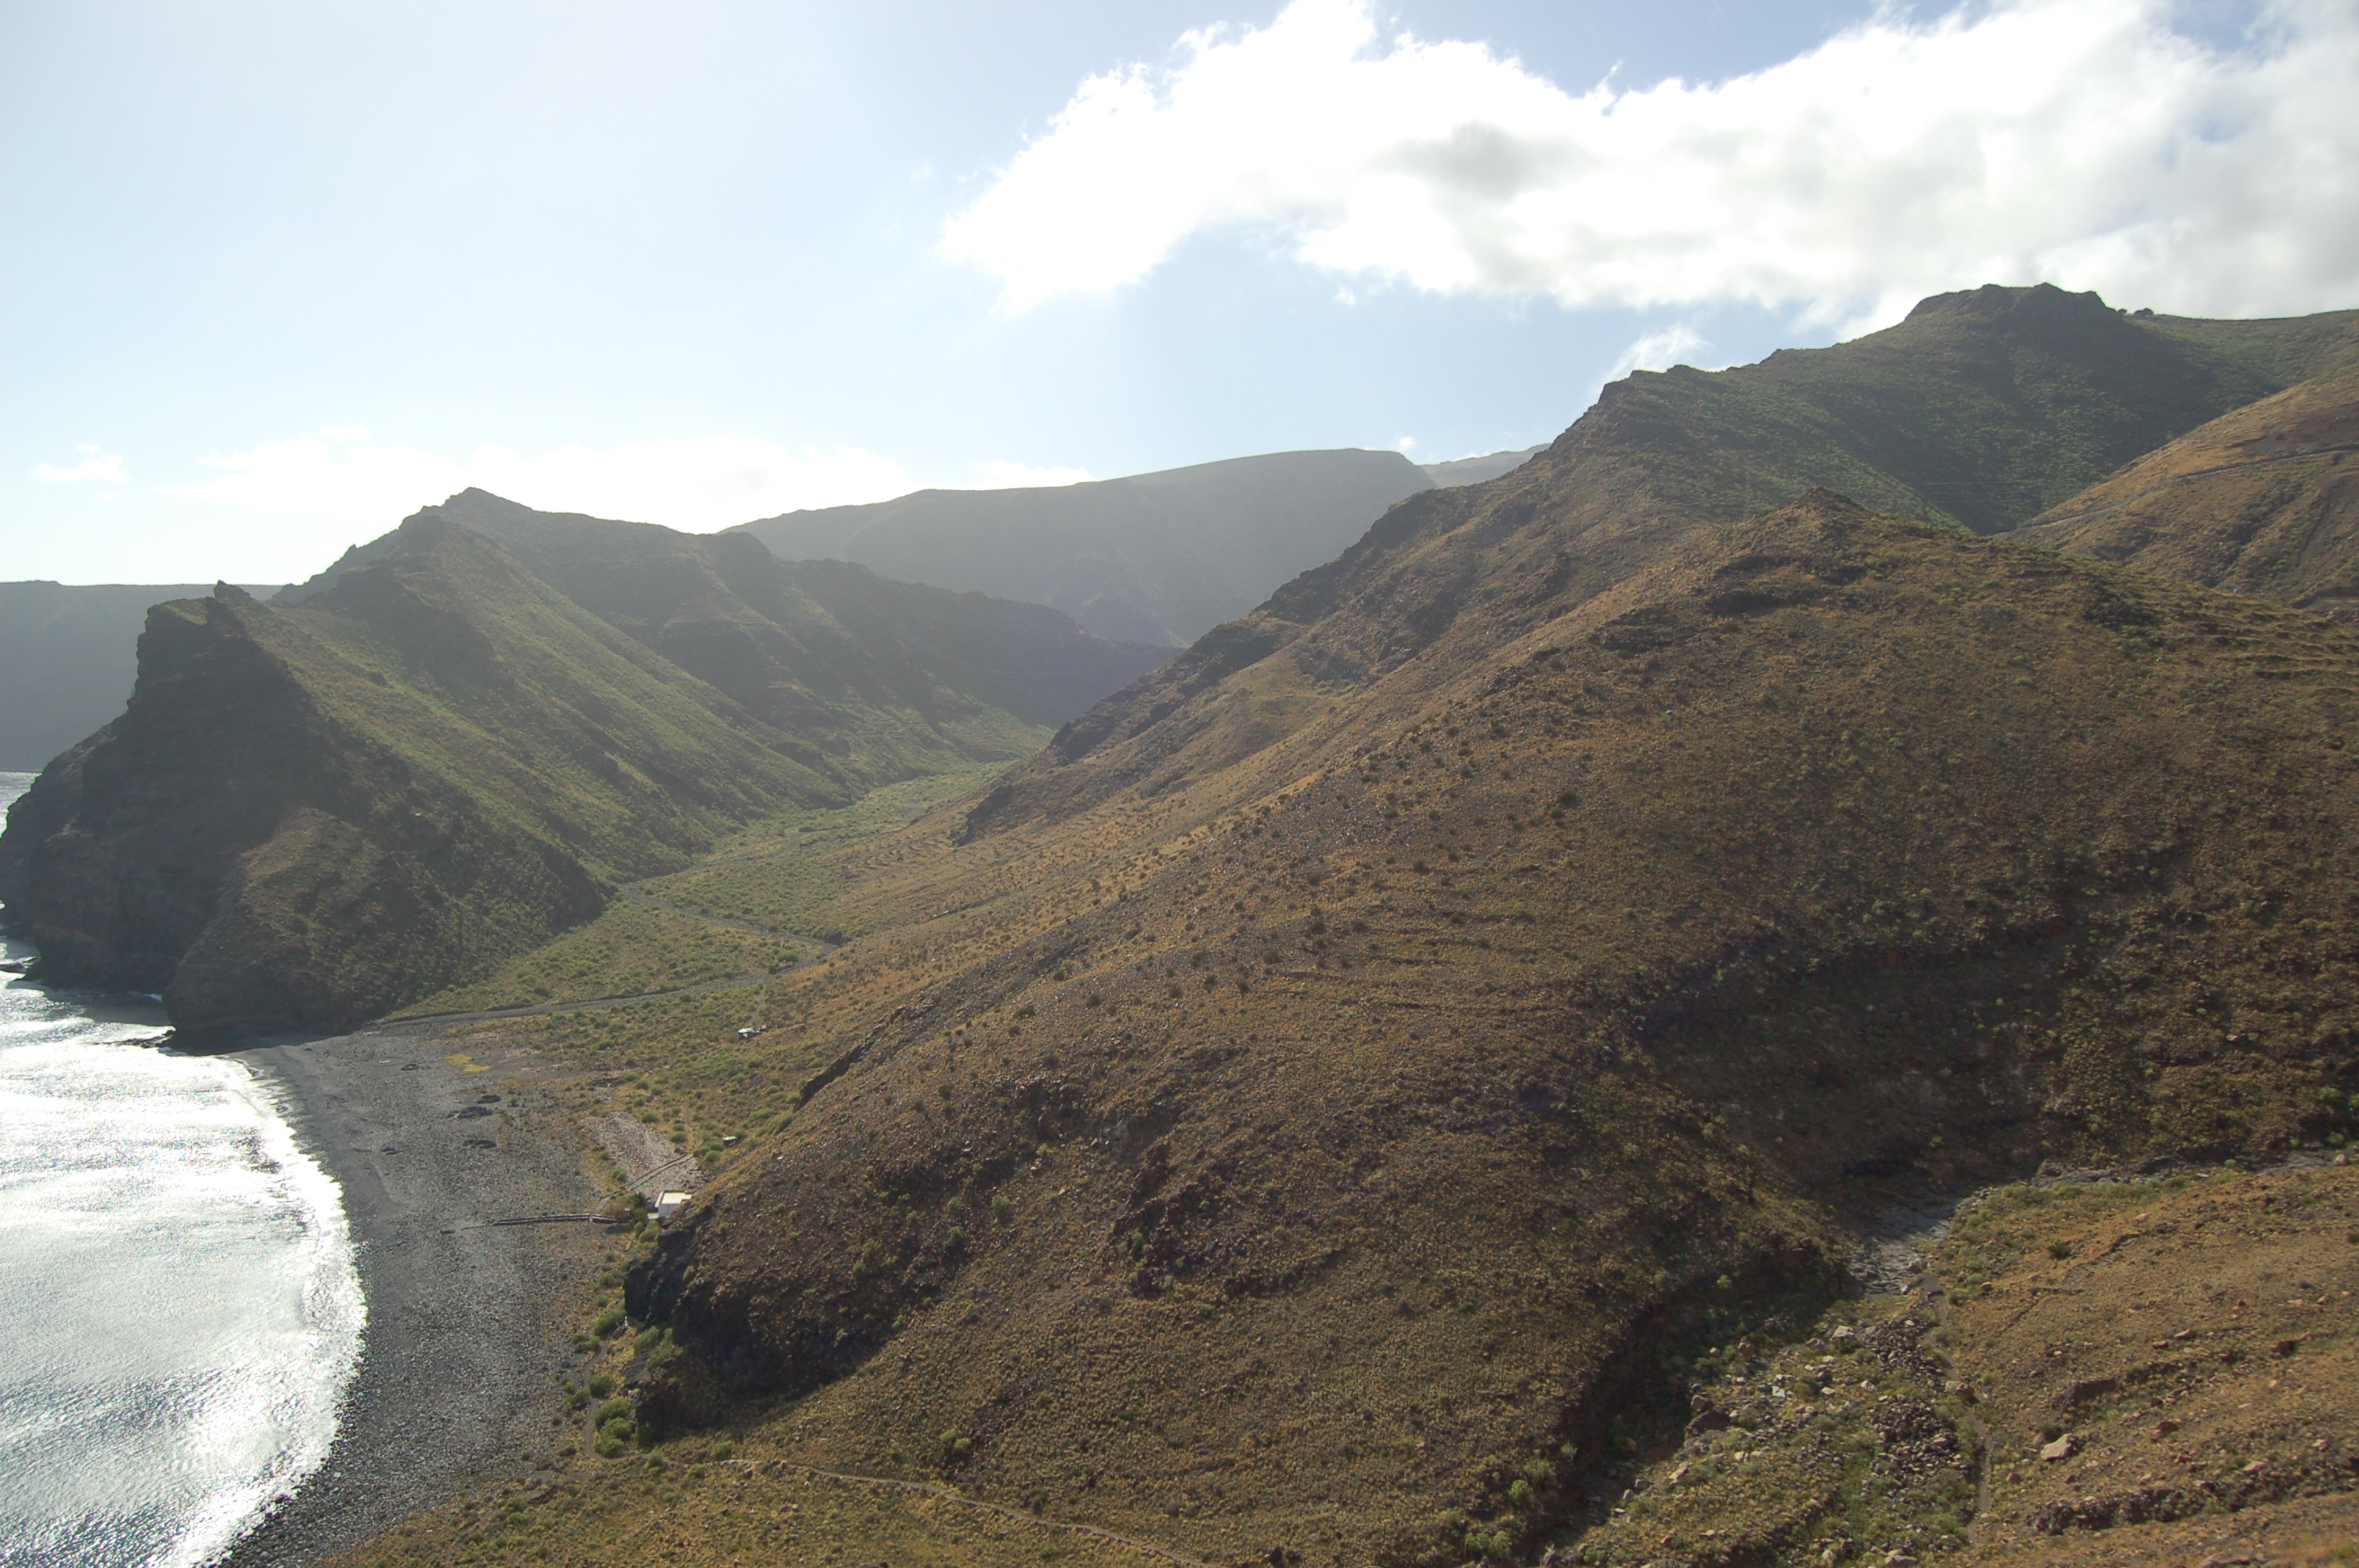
[0, 506, 1168, 1036]
[0, 580, 285, 772]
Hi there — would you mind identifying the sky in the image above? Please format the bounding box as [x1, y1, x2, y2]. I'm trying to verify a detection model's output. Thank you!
[5, 0, 2354, 584]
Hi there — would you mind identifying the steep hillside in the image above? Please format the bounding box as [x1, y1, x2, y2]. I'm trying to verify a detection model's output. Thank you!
[732, 448, 1434, 647]
[2016, 372, 2359, 617]
[0, 505, 1163, 1035]
[0, 580, 281, 770]
[289, 490, 1174, 751]
[961, 286, 2359, 841]
[610, 492, 2359, 1566]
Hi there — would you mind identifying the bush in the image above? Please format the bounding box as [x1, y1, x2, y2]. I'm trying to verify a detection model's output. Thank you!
[589, 1374, 616, 1399]
[592, 1305, 625, 1338]
[992, 1192, 1014, 1221]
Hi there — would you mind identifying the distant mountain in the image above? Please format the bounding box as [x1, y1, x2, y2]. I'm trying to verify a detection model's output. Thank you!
[2016, 369, 2359, 616]
[0, 495, 1169, 1034]
[731, 448, 1435, 648]
[1419, 444, 1545, 487]
[0, 582, 282, 771]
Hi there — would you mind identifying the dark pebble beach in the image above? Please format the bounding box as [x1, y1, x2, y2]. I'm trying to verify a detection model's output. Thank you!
[218, 1021, 610, 1566]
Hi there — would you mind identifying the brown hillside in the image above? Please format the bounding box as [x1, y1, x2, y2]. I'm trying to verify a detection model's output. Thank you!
[1556, 1161, 2359, 1567]
[616, 494, 2359, 1566]
[960, 288, 2359, 844]
[2018, 373, 2359, 619]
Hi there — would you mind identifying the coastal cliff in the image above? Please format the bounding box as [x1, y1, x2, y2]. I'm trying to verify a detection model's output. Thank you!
[0, 506, 1168, 1036]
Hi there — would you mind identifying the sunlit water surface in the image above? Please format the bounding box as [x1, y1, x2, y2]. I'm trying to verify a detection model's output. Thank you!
[0, 772, 363, 1567]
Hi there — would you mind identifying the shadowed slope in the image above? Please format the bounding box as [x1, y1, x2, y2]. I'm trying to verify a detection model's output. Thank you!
[0, 581, 282, 771]
[623, 493, 2359, 1566]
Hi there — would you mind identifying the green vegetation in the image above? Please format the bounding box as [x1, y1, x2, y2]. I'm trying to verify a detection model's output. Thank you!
[638, 765, 1009, 941]
[0, 498, 1131, 1033]
[400, 901, 813, 1014]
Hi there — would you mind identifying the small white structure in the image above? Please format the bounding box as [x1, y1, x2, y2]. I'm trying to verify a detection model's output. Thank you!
[654, 1192, 692, 1225]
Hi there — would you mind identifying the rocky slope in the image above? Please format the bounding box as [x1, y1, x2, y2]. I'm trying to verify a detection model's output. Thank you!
[0, 503, 1168, 1035]
[619, 482, 2359, 1564]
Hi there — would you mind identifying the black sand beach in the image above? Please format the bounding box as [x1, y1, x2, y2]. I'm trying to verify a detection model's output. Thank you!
[221, 1021, 610, 1567]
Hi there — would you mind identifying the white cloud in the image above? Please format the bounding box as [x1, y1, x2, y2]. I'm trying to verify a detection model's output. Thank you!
[31, 446, 130, 485]
[1606, 324, 1713, 380]
[965, 459, 1094, 488]
[165, 428, 919, 531]
[942, 0, 2359, 324]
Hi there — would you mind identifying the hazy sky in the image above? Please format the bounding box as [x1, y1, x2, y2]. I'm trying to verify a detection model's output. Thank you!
[6, 0, 2354, 583]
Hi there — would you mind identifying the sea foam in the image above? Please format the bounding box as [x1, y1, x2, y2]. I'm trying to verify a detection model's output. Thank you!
[0, 778, 363, 1568]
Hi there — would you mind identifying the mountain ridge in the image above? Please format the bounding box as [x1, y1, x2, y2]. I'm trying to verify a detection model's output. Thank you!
[957, 285, 2359, 844]
[0, 501, 1169, 1034]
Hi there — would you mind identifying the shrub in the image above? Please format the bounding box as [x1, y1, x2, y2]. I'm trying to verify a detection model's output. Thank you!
[992, 1192, 1014, 1221]
[592, 1305, 626, 1338]
[589, 1374, 616, 1398]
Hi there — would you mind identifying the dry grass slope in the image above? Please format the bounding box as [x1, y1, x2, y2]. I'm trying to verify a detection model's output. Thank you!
[601, 495, 2359, 1566]
[2018, 372, 2359, 619]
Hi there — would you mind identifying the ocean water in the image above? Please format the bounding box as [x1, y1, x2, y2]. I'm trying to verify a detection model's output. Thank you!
[0, 773, 363, 1567]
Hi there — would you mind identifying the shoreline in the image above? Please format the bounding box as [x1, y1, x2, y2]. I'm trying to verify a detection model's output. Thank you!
[219, 1019, 609, 1567]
